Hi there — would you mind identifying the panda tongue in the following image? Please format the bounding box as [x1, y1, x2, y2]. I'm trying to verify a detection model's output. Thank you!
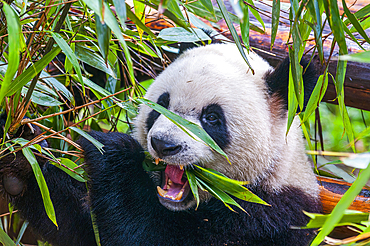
[165, 165, 184, 184]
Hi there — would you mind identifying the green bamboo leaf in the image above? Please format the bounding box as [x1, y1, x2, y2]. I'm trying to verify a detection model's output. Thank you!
[136, 97, 229, 162]
[112, 0, 126, 29]
[199, 0, 215, 17]
[4, 47, 61, 97]
[341, 21, 365, 51]
[344, 4, 370, 26]
[95, 14, 111, 61]
[194, 165, 248, 185]
[126, 4, 156, 39]
[40, 70, 74, 103]
[186, 170, 200, 209]
[22, 147, 57, 227]
[75, 45, 116, 79]
[228, 0, 243, 19]
[340, 50, 370, 63]
[288, 47, 304, 110]
[21, 87, 63, 106]
[82, 0, 135, 85]
[302, 72, 328, 122]
[306, 0, 324, 62]
[0, 3, 21, 105]
[342, 0, 370, 44]
[51, 32, 84, 93]
[142, 0, 190, 31]
[193, 166, 268, 205]
[50, 158, 87, 182]
[286, 62, 298, 135]
[240, 4, 250, 51]
[310, 160, 370, 246]
[15, 221, 28, 245]
[304, 210, 369, 229]
[69, 127, 104, 154]
[0, 227, 16, 246]
[195, 177, 245, 213]
[270, 0, 280, 50]
[325, 0, 347, 55]
[167, 0, 185, 20]
[158, 27, 211, 42]
[215, 0, 254, 74]
[246, 0, 265, 30]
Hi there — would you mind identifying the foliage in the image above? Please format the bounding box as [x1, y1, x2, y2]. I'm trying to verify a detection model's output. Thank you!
[0, 0, 369, 244]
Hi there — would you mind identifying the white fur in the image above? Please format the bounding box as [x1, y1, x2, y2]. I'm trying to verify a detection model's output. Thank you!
[134, 44, 319, 210]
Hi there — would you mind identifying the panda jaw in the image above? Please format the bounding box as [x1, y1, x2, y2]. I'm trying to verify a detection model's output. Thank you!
[156, 165, 191, 205]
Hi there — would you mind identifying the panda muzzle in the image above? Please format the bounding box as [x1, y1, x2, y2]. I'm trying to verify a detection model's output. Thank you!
[157, 165, 190, 202]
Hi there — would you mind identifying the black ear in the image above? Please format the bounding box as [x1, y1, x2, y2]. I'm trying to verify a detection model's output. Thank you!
[178, 29, 219, 55]
[264, 57, 318, 111]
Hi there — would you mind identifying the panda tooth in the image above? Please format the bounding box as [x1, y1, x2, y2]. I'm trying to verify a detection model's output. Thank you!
[155, 158, 164, 165]
[157, 186, 167, 197]
[174, 189, 184, 200]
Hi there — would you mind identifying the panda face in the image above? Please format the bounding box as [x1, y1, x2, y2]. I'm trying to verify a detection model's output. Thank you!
[134, 44, 308, 211]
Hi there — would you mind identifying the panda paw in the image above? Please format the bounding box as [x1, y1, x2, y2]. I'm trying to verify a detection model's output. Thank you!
[0, 114, 48, 198]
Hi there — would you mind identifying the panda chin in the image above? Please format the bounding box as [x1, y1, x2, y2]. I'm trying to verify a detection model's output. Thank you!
[156, 165, 194, 211]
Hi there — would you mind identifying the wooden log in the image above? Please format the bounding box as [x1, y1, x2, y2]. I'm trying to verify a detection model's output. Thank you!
[318, 176, 370, 213]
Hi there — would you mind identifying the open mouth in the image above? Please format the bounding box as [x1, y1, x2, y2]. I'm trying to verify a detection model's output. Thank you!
[156, 165, 190, 202]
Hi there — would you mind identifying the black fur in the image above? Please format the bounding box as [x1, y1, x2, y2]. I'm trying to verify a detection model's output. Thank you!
[0, 129, 320, 245]
[200, 103, 229, 150]
[264, 57, 317, 112]
[81, 131, 320, 246]
[146, 92, 170, 131]
[0, 148, 95, 246]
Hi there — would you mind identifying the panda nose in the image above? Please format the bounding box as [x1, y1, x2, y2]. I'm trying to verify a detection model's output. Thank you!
[151, 137, 182, 158]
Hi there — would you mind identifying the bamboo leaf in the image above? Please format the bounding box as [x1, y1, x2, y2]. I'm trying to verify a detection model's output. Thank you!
[342, 0, 370, 44]
[186, 170, 199, 209]
[0, 227, 16, 246]
[246, 0, 265, 30]
[286, 62, 298, 135]
[4, 47, 61, 97]
[95, 14, 111, 61]
[271, 0, 280, 50]
[158, 27, 211, 42]
[310, 161, 370, 246]
[51, 32, 84, 93]
[193, 165, 268, 205]
[240, 3, 250, 51]
[215, 0, 254, 74]
[112, 0, 126, 29]
[126, 4, 156, 39]
[0, 3, 21, 105]
[199, 0, 215, 17]
[50, 158, 87, 182]
[195, 177, 245, 213]
[22, 147, 57, 227]
[304, 210, 369, 229]
[75, 45, 116, 79]
[82, 0, 135, 85]
[136, 98, 229, 162]
[302, 72, 328, 122]
[69, 127, 104, 154]
[340, 50, 370, 63]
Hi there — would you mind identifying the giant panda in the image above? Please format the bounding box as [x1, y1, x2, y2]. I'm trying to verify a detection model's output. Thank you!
[0, 43, 321, 246]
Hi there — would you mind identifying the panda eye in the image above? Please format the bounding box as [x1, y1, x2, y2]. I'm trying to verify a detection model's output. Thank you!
[205, 113, 219, 124]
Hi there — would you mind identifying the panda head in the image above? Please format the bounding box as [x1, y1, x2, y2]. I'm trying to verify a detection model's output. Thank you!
[134, 44, 318, 211]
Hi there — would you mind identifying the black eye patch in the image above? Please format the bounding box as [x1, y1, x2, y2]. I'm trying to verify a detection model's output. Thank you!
[200, 104, 229, 150]
[146, 92, 170, 131]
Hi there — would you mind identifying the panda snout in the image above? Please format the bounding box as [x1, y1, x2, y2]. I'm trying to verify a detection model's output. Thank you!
[151, 137, 182, 158]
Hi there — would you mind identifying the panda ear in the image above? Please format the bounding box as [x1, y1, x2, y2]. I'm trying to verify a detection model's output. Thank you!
[264, 57, 318, 111]
[178, 29, 219, 55]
